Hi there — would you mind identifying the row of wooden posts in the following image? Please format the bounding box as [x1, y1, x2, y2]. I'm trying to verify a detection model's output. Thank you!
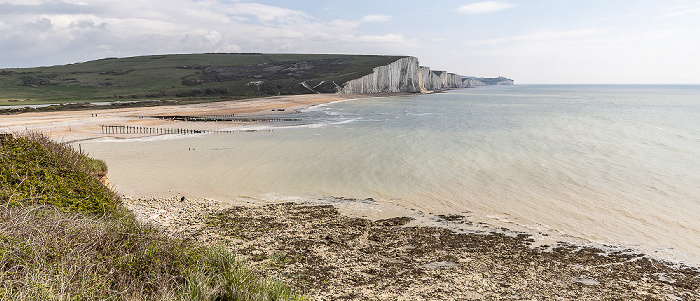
[101, 125, 271, 135]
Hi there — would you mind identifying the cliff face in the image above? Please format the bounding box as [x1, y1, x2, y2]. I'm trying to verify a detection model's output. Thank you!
[338, 57, 422, 94]
[464, 78, 487, 87]
[495, 79, 515, 85]
[338, 56, 468, 94]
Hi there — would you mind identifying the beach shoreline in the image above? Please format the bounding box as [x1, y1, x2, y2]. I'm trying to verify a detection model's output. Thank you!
[124, 196, 700, 300]
[4, 91, 699, 299]
[0, 93, 406, 143]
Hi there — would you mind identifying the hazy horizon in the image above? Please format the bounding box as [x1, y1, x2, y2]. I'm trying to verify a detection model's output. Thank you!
[1, 0, 699, 85]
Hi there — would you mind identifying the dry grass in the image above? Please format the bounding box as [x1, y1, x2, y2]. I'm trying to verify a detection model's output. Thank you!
[0, 205, 301, 300]
[0, 133, 303, 300]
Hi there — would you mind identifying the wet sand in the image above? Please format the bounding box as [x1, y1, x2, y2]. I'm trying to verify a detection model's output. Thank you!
[0, 94, 376, 142]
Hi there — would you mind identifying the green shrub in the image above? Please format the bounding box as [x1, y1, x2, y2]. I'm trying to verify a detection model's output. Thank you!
[85, 158, 108, 177]
[0, 206, 304, 300]
[0, 133, 119, 215]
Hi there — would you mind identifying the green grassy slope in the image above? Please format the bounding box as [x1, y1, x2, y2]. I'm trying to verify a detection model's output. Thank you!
[0, 133, 118, 214]
[0, 133, 304, 300]
[0, 53, 405, 106]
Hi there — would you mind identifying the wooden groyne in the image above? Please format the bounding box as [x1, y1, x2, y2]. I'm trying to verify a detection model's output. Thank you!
[101, 125, 271, 135]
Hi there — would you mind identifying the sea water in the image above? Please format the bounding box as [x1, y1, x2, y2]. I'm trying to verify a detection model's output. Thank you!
[79, 85, 700, 266]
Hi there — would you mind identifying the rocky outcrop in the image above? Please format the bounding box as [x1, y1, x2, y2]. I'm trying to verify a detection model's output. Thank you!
[126, 198, 700, 301]
[338, 56, 469, 94]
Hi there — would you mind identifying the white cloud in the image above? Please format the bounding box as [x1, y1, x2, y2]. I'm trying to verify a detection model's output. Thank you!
[330, 19, 360, 29]
[0, 0, 43, 4]
[331, 14, 392, 29]
[662, 3, 700, 17]
[204, 30, 222, 45]
[180, 30, 224, 50]
[464, 28, 603, 46]
[361, 14, 391, 23]
[354, 33, 407, 44]
[224, 3, 309, 23]
[0, 1, 412, 67]
[459, 26, 700, 84]
[457, 1, 514, 15]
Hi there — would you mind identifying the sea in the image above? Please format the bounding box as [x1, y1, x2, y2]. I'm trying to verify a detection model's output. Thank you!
[78, 85, 700, 267]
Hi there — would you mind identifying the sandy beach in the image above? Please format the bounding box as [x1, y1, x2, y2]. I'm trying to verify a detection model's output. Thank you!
[0, 94, 375, 142]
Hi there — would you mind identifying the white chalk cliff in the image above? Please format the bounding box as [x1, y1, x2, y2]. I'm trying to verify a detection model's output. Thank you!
[338, 56, 477, 94]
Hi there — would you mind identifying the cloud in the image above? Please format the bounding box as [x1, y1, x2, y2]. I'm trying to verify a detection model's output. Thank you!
[27, 17, 53, 31]
[464, 28, 604, 46]
[0, 1, 412, 67]
[329, 19, 360, 28]
[354, 34, 407, 44]
[457, 1, 514, 15]
[0, 1, 96, 15]
[458, 26, 700, 84]
[330, 14, 391, 29]
[662, 3, 700, 17]
[361, 14, 391, 23]
[224, 3, 310, 23]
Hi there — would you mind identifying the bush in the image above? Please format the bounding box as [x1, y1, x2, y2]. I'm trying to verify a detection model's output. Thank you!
[86, 158, 108, 177]
[0, 205, 303, 300]
[0, 133, 120, 215]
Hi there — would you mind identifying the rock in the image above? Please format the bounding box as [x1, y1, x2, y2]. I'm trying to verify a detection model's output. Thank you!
[420, 261, 459, 270]
[122, 199, 700, 300]
[572, 276, 600, 286]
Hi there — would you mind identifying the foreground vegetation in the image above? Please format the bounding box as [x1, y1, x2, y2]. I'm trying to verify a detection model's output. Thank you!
[0, 53, 404, 106]
[0, 133, 303, 300]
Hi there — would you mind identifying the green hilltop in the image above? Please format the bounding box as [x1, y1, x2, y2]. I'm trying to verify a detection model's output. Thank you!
[0, 53, 405, 106]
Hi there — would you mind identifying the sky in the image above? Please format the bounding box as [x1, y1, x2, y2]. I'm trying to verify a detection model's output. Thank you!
[1, 0, 699, 84]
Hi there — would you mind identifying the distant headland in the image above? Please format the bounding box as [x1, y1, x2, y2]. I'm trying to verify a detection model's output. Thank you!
[463, 76, 515, 86]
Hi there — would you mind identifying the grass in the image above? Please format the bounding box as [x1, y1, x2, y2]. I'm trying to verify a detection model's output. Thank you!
[0, 132, 119, 215]
[0, 133, 304, 300]
[0, 53, 405, 106]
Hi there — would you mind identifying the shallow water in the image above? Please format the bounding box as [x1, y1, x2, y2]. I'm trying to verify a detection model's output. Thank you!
[80, 85, 700, 266]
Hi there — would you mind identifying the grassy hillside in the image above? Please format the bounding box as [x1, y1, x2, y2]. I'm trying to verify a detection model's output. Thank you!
[0, 53, 405, 106]
[0, 133, 303, 300]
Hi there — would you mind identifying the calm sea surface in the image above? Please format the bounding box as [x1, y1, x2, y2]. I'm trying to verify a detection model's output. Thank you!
[80, 85, 700, 266]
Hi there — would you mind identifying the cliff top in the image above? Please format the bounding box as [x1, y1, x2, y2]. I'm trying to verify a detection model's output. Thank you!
[464, 76, 514, 85]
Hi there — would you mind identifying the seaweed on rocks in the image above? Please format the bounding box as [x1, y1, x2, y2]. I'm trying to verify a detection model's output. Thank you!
[125, 199, 700, 300]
